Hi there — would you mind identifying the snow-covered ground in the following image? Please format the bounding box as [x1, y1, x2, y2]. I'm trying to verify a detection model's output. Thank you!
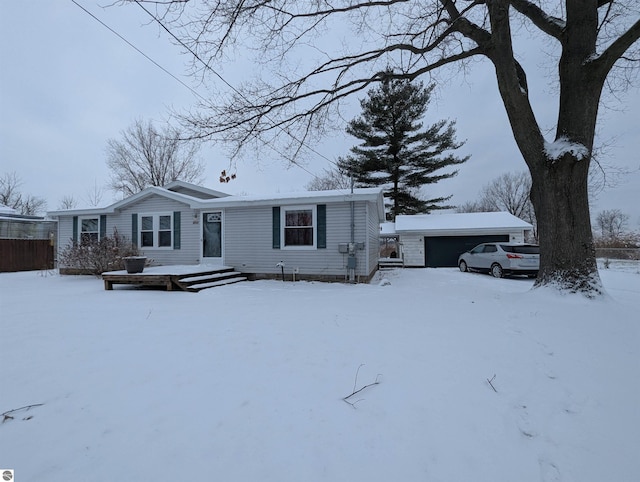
[1, 262, 638, 482]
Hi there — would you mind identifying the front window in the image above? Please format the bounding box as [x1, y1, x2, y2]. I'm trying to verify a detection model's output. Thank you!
[80, 217, 99, 244]
[139, 213, 172, 248]
[283, 206, 315, 247]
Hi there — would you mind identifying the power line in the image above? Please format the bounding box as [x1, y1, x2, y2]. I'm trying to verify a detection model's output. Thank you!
[132, 1, 342, 171]
[70, 0, 206, 103]
[71, 0, 346, 186]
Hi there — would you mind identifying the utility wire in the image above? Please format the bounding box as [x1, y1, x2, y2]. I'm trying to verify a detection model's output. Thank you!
[133, 1, 342, 171]
[70, 0, 205, 103]
[71, 0, 346, 186]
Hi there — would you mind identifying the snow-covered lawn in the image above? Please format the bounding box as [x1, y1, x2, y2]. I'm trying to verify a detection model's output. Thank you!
[1, 263, 639, 482]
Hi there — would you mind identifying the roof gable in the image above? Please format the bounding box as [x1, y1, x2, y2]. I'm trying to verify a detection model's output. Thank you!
[163, 180, 230, 199]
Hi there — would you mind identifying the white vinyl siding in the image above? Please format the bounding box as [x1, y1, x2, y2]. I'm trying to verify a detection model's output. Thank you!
[57, 194, 201, 267]
[55, 193, 384, 279]
[224, 201, 375, 278]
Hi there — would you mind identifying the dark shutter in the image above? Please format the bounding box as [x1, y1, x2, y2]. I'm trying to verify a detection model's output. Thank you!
[131, 213, 138, 246]
[173, 211, 181, 250]
[317, 204, 326, 249]
[99, 215, 107, 240]
[72, 216, 78, 243]
[272, 206, 281, 249]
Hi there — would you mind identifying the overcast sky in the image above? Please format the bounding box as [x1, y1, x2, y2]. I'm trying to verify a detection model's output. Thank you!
[1, 2, 639, 228]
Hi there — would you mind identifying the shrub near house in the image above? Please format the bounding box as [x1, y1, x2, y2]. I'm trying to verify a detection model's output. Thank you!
[59, 229, 139, 275]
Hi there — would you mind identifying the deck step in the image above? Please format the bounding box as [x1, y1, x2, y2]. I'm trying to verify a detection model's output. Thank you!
[379, 259, 404, 269]
[185, 276, 248, 292]
[179, 270, 241, 285]
[175, 269, 247, 292]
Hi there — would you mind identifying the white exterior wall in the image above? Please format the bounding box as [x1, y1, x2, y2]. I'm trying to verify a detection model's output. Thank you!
[117, 195, 200, 265]
[401, 233, 425, 267]
[55, 194, 383, 280]
[224, 200, 376, 279]
[56, 194, 200, 268]
[365, 202, 381, 278]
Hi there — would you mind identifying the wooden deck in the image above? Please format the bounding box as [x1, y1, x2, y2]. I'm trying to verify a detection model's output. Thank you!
[102, 265, 247, 292]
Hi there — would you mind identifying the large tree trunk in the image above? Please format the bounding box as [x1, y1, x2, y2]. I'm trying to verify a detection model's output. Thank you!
[485, 0, 605, 295]
[529, 155, 601, 293]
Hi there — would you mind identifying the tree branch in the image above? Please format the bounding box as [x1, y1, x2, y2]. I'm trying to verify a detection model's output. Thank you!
[510, 0, 565, 39]
[593, 18, 640, 76]
[342, 365, 381, 408]
[1, 403, 44, 423]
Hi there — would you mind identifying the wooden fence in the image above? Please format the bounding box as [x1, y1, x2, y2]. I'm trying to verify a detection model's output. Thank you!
[0, 239, 55, 272]
[595, 247, 640, 260]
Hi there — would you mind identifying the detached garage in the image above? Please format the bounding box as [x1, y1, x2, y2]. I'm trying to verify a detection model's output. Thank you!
[391, 212, 534, 268]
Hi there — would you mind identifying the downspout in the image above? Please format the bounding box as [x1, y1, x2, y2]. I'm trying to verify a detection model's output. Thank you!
[349, 176, 356, 283]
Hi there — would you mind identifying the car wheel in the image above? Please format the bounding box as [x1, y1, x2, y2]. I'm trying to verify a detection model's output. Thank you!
[459, 260, 468, 272]
[491, 263, 504, 278]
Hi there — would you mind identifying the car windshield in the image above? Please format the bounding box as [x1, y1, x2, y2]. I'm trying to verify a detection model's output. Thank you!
[500, 244, 540, 254]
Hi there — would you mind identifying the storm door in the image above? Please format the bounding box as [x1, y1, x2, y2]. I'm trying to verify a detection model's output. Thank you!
[202, 211, 223, 264]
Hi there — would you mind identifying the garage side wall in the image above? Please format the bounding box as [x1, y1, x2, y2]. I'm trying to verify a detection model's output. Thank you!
[401, 233, 425, 267]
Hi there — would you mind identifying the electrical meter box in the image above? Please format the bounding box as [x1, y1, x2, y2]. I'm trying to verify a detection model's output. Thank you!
[347, 256, 357, 269]
[338, 243, 349, 253]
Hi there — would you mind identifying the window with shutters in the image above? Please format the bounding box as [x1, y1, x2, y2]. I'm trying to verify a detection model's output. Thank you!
[79, 217, 99, 245]
[282, 206, 315, 248]
[138, 213, 173, 249]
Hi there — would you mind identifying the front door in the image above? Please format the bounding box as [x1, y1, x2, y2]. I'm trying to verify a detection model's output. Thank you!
[202, 211, 223, 264]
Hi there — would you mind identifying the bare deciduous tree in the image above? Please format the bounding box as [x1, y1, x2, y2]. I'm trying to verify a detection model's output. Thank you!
[596, 209, 629, 239]
[106, 118, 205, 197]
[459, 171, 537, 240]
[85, 180, 106, 207]
[0, 172, 47, 215]
[480, 172, 533, 217]
[306, 168, 352, 191]
[123, 1, 640, 295]
[58, 195, 79, 210]
[456, 199, 495, 214]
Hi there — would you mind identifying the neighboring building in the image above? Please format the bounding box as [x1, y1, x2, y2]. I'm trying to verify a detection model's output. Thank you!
[383, 212, 534, 268]
[0, 205, 57, 272]
[47, 181, 385, 282]
[0, 205, 56, 240]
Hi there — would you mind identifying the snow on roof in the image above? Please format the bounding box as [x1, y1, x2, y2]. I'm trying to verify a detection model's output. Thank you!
[203, 187, 382, 206]
[47, 186, 385, 218]
[380, 222, 396, 235]
[0, 204, 18, 215]
[394, 212, 532, 232]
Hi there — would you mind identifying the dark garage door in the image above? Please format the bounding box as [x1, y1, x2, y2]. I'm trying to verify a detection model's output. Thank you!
[424, 235, 510, 268]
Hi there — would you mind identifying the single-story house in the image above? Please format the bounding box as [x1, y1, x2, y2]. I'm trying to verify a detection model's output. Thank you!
[47, 181, 385, 282]
[381, 212, 534, 268]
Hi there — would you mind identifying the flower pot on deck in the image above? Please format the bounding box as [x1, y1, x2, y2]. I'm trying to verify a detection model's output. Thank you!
[123, 256, 147, 274]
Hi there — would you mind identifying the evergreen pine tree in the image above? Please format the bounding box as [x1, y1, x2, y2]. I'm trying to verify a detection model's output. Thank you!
[338, 76, 469, 220]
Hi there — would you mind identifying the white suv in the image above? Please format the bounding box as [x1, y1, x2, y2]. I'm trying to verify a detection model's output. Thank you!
[458, 243, 539, 278]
